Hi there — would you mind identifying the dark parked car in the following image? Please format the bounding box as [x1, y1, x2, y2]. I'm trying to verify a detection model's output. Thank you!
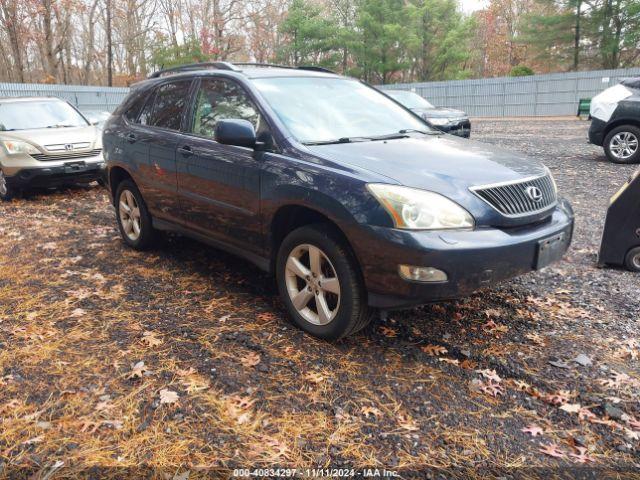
[385, 90, 471, 138]
[103, 62, 574, 340]
[589, 78, 640, 164]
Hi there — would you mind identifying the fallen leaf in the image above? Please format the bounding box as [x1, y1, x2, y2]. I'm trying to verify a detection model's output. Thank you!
[361, 406, 383, 418]
[128, 361, 149, 379]
[397, 414, 419, 431]
[141, 331, 162, 347]
[578, 408, 597, 420]
[569, 447, 596, 464]
[69, 308, 87, 318]
[543, 390, 571, 406]
[476, 369, 502, 383]
[572, 354, 592, 367]
[525, 332, 546, 346]
[239, 351, 261, 368]
[176, 367, 197, 377]
[421, 344, 448, 356]
[159, 389, 179, 405]
[560, 403, 582, 414]
[439, 358, 459, 365]
[304, 372, 325, 384]
[480, 380, 504, 397]
[379, 326, 397, 338]
[539, 443, 566, 459]
[521, 424, 544, 437]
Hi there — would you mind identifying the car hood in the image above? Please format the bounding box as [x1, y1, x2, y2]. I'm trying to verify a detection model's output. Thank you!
[0, 125, 101, 151]
[411, 107, 467, 118]
[306, 134, 547, 206]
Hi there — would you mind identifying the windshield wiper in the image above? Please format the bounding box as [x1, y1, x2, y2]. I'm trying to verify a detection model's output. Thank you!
[46, 124, 77, 129]
[303, 137, 367, 146]
[399, 128, 442, 135]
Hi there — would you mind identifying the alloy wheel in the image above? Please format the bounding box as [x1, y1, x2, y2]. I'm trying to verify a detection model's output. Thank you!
[0, 170, 7, 197]
[609, 132, 638, 160]
[284, 243, 341, 325]
[118, 189, 142, 241]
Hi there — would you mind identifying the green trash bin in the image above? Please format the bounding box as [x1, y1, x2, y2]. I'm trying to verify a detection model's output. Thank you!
[577, 98, 591, 118]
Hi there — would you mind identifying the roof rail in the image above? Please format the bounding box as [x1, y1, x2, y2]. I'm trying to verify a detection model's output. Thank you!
[297, 65, 336, 74]
[233, 62, 294, 70]
[148, 61, 241, 79]
[235, 62, 337, 74]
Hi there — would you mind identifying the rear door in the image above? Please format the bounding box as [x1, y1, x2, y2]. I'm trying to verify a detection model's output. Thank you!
[176, 77, 267, 253]
[128, 79, 193, 222]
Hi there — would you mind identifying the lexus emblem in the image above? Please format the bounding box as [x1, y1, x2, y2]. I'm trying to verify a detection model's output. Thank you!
[525, 186, 543, 202]
[64, 144, 74, 151]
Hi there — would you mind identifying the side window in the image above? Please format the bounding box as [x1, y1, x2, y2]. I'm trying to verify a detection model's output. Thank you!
[148, 81, 192, 130]
[124, 91, 150, 123]
[190, 78, 262, 138]
[138, 92, 155, 126]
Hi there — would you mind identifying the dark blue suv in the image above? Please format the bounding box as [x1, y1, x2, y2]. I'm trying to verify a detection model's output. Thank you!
[103, 62, 574, 340]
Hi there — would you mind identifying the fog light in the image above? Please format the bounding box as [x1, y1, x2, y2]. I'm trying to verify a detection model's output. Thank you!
[398, 265, 448, 282]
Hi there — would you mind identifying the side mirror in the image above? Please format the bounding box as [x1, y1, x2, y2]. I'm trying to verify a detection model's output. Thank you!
[88, 117, 100, 126]
[215, 119, 257, 149]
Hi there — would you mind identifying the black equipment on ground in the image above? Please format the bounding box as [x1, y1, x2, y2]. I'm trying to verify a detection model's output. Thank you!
[598, 167, 640, 271]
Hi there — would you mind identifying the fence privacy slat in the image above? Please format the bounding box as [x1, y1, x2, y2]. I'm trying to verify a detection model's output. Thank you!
[2, 67, 640, 117]
[380, 67, 640, 117]
[0, 83, 129, 112]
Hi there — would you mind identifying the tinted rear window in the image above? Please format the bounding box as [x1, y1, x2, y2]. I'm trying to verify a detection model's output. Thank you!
[149, 81, 192, 130]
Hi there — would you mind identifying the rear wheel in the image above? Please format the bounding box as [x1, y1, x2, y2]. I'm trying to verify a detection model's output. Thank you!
[115, 179, 157, 250]
[624, 247, 640, 272]
[276, 224, 373, 340]
[604, 125, 640, 164]
[0, 170, 16, 201]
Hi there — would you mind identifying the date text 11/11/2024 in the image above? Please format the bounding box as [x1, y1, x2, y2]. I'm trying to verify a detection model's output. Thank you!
[232, 468, 399, 477]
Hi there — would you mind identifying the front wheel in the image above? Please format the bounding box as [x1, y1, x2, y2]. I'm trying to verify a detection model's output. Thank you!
[0, 170, 16, 201]
[115, 179, 158, 250]
[604, 125, 640, 164]
[276, 224, 372, 340]
[624, 247, 640, 272]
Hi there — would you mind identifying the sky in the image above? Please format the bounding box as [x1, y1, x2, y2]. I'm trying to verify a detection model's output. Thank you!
[460, 0, 489, 13]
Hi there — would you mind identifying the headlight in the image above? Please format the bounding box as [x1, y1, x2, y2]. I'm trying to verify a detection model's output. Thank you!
[367, 184, 474, 230]
[425, 117, 451, 126]
[2, 140, 39, 155]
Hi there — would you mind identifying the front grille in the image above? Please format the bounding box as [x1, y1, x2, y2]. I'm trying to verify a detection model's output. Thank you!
[32, 149, 102, 162]
[471, 174, 557, 217]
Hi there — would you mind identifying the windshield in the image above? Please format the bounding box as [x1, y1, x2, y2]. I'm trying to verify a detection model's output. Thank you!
[252, 77, 431, 144]
[0, 100, 89, 131]
[386, 91, 434, 109]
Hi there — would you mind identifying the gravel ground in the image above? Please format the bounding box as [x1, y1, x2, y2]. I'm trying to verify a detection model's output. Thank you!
[0, 118, 638, 478]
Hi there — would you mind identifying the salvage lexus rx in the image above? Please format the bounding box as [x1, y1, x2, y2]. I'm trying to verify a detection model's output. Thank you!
[103, 62, 574, 340]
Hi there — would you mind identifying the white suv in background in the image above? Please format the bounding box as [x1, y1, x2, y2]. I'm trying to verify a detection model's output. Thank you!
[0, 97, 105, 200]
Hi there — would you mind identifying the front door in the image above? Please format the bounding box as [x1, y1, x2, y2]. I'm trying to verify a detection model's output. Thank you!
[176, 77, 267, 254]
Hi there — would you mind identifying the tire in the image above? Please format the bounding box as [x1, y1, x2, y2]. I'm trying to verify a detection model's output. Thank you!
[114, 179, 157, 250]
[624, 247, 640, 272]
[0, 169, 16, 201]
[604, 125, 640, 164]
[276, 224, 373, 340]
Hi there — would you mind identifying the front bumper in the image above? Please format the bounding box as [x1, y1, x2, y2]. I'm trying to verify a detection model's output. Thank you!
[4, 160, 106, 189]
[435, 119, 471, 138]
[352, 200, 574, 309]
[588, 118, 606, 146]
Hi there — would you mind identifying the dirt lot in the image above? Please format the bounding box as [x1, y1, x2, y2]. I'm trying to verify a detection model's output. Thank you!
[0, 118, 639, 478]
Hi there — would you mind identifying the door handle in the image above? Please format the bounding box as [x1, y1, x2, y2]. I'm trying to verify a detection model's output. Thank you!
[178, 145, 194, 157]
[126, 133, 136, 144]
